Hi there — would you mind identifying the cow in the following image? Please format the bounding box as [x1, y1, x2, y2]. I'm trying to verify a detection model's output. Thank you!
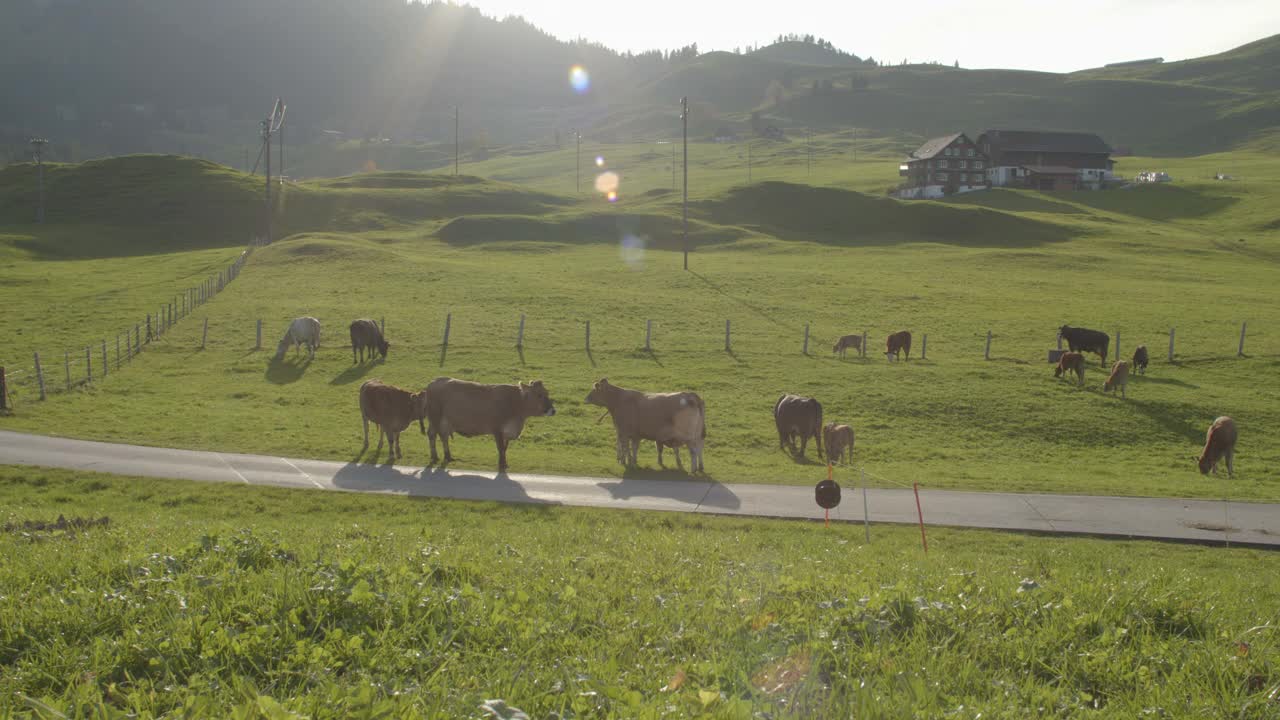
[822, 423, 855, 465]
[1132, 345, 1149, 375]
[774, 394, 824, 459]
[1058, 325, 1110, 366]
[358, 379, 428, 463]
[423, 377, 556, 471]
[275, 317, 321, 361]
[585, 378, 706, 473]
[833, 334, 863, 359]
[886, 331, 912, 361]
[1198, 416, 1237, 477]
[1054, 351, 1086, 386]
[349, 319, 390, 364]
[1103, 360, 1130, 398]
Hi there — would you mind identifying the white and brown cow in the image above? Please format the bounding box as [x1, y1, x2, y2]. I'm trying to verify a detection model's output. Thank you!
[822, 422, 855, 465]
[359, 379, 428, 463]
[1198, 416, 1237, 477]
[585, 378, 706, 473]
[275, 316, 321, 361]
[833, 334, 863, 359]
[1104, 360, 1130, 398]
[423, 377, 556, 471]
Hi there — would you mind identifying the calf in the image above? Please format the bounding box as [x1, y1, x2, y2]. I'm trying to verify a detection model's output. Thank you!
[585, 378, 706, 473]
[1198, 416, 1237, 476]
[1132, 345, 1149, 375]
[359, 379, 428, 463]
[275, 317, 321, 361]
[833, 334, 863, 359]
[350, 319, 390, 364]
[1103, 360, 1130, 398]
[822, 423, 855, 465]
[886, 331, 912, 361]
[1054, 351, 1086, 386]
[423, 377, 556, 471]
[774, 394, 824, 459]
[1059, 325, 1109, 366]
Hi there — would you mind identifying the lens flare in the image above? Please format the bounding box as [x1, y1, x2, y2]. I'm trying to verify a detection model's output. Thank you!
[620, 234, 646, 268]
[569, 65, 590, 94]
[594, 171, 620, 195]
[595, 155, 605, 167]
[607, 190, 619, 203]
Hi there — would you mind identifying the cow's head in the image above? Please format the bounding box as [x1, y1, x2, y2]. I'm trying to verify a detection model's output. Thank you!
[521, 380, 556, 416]
[1058, 325, 1071, 338]
[831, 342, 840, 354]
[378, 339, 390, 359]
[584, 378, 613, 406]
[1197, 452, 1214, 475]
[273, 338, 290, 362]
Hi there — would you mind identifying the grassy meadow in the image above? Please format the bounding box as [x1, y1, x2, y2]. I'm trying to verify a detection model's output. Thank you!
[2, 465, 1278, 718]
[1, 148, 1279, 501]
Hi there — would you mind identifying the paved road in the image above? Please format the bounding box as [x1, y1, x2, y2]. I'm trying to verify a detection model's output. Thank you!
[1, 430, 1276, 547]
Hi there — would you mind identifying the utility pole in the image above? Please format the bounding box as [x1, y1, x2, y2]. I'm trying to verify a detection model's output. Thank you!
[681, 96, 689, 271]
[279, 118, 284, 183]
[575, 129, 581, 193]
[454, 106, 459, 176]
[671, 141, 676, 191]
[263, 117, 272, 241]
[30, 138, 48, 224]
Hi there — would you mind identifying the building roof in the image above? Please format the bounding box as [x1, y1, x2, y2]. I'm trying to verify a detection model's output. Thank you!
[907, 133, 965, 161]
[1020, 164, 1082, 175]
[981, 129, 1112, 155]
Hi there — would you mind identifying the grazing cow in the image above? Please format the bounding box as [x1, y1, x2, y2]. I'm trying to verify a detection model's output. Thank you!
[822, 423, 855, 465]
[423, 377, 556, 471]
[833, 334, 863, 359]
[1132, 345, 1149, 375]
[1198, 416, 1237, 476]
[1058, 325, 1110, 366]
[1054, 351, 1086, 386]
[585, 378, 706, 473]
[358, 379, 428, 463]
[349, 319, 390, 364]
[774, 394, 824, 459]
[1103, 360, 1130, 398]
[275, 317, 321, 360]
[886, 331, 912, 361]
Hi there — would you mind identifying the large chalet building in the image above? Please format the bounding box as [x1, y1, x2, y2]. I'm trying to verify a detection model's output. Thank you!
[897, 132, 989, 199]
[898, 129, 1114, 197]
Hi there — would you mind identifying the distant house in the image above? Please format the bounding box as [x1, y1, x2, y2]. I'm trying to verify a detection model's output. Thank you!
[978, 129, 1114, 191]
[897, 132, 990, 199]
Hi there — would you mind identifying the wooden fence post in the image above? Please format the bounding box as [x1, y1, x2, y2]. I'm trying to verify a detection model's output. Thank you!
[1, 367, 7, 411]
[517, 314, 526, 348]
[134, 324, 140, 355]
[585, 320, 591, 352]
[1238, 322, 1247, 357]
[146, 314, 152, 343]
[724, 319, 731, 352]
[1057, 332, 1063, 350]
[643, 319, 651, 351]
[380, 317, 386, 335]
[85, 346, 92, 382]
[1115, 331, 1121, 363]
[1168, 327, 1175, 362]
[442, 313, 452, 348]
[34, 352, 46, 401]
[921, 333, 928, 360]
[202, 317, 209, 350]
[802, 323, 810, 355]
[115, 335, 120, 370]
[256, 319, 263, 350]
[64, 351, 70, 391]
[101, 340, 107, 378]
[861, 331, 868, 358]
[984, 330, 992, 360]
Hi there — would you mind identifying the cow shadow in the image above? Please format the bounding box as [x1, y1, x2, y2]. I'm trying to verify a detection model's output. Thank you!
[597, 476, 741, 511]
[265, 355, 312, 385]
[330, 462, 553, 506]
[1135, 375, 1198, 389]
[330, 359, 382, 386]
[1126, 399, 1207, 443]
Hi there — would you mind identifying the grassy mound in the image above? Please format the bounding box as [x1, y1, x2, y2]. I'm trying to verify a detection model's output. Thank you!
[437, 211, 742, 249]
[699, 182, 1075, 246]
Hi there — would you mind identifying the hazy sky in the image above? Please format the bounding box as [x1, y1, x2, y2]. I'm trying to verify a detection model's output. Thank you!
[466, 0, 1280, 73]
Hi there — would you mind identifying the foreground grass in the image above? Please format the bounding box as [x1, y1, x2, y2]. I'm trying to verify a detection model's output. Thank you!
[1, 466, 1278, 718]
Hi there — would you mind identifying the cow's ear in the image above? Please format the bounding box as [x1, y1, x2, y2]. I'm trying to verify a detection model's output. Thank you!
[531, 380, 544, 388]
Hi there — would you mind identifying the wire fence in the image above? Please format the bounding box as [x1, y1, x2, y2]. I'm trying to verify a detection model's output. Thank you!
[1, 236, 268, 411]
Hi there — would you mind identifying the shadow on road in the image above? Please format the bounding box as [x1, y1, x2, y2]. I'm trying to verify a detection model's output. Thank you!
[597, 476, 740, 510]
[331, 462, 555, 506]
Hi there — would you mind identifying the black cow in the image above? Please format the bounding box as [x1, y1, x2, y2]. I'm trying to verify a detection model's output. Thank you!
[1058, 325, 1109, 366]
[1132, 345, 1149, 375]
[350, 319, 390, 364]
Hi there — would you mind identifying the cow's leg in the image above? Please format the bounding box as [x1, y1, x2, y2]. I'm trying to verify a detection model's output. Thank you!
[427, 423, 439, 464]
[799, 433, 808, 457]
[387, 431, 399, 462]
[375, 423, 385, 455]
[628, 437, 639, 466]
[495, 433, 508, 471]
[673, 445, 684, 471]
[816, 430, 825, 460]
[441, 432, 454, 463]
[1226, 448, 1234, 477]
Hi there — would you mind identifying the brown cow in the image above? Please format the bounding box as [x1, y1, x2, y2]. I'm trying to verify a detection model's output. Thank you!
[822, 423, 855, 465]
[774, 394, 824, 459]
[1103, 360, 1130, 398]
[423, 377, 556, 471]
[886, 331, 912, 361]
[359, 379, 428, 463]
[1132, 345, 1149, 375]
[350, 319, 390, 364]
[1198, 416, 1237, 476]
[1054, 351, 1086, 386]
[833, 334, 863, 359]
[585, 378, 706, 473]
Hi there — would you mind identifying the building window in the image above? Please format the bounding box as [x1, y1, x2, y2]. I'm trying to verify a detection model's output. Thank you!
[939, 160, 948, 169]
[959, 160, 967, 169]
[960, 173, 968, 182]
[967, 149, 975, 157]
[937, 172, 948, 181]
[974, 161, 984, 169]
